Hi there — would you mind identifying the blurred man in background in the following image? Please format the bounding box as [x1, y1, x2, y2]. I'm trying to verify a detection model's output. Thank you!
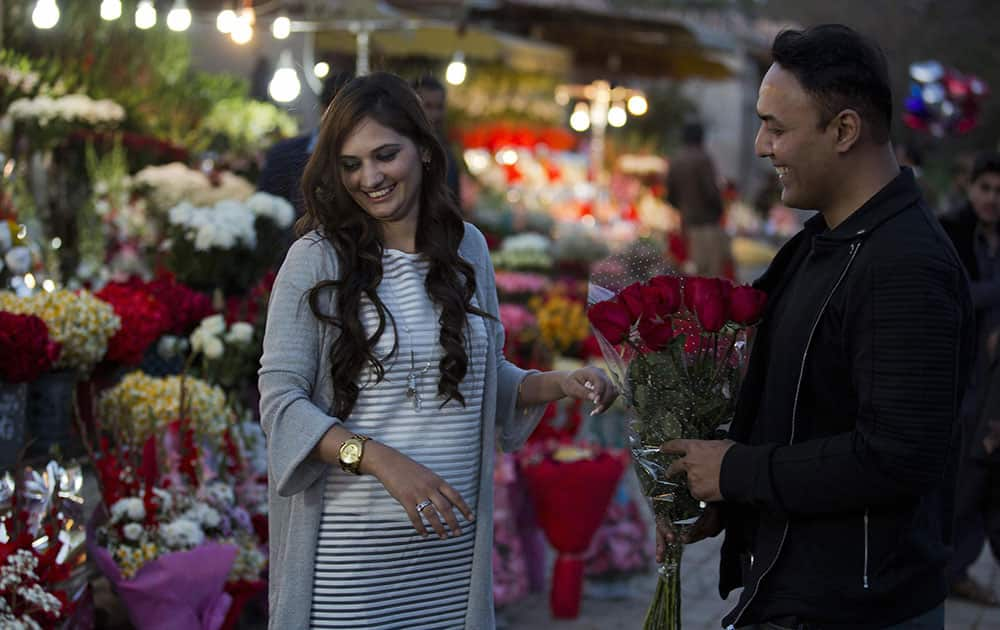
[413, 75, 461, 203]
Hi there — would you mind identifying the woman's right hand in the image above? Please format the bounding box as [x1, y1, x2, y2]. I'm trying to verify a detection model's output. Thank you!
[362, 441, 474, 539]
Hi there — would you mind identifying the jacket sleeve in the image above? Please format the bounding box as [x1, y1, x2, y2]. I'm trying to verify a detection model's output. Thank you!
[466, 225, 547, 451]
[720, 257, 970, 515]
[258, 237, 342, 497]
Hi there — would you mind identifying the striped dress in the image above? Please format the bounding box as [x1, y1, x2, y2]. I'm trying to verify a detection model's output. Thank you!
[310, 249, 488, 629]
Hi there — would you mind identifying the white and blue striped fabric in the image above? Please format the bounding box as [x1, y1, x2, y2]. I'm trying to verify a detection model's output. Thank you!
[310, 249, 488, 629]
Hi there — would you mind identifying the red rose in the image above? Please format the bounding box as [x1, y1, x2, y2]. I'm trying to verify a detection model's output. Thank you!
[587, 300, 633, 345]
[96, 284, 170, 365]
[693, 288, 729, 333]
[729, 286, 767, 325]
[0, 311, 60, 383]
[642, 275, 682, 319]
[683, 276, 731, 314]
[616, 282, 645, 321]
[638, 317, 674, 350]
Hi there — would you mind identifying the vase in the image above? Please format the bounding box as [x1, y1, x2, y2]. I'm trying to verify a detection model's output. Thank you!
[0, 382, 28, 470]
[26, 370, 78, 458]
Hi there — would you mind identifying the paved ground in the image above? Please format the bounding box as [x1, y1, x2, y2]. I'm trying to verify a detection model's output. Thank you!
[500, 536, 1000, 630]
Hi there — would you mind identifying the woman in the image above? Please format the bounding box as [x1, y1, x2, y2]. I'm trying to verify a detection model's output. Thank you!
[259, 72, 617, 629]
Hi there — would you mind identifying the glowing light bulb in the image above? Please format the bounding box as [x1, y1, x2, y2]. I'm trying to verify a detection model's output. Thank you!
[217, 9, 237, 33]
[272, 16, 291, 40]
[100, 0, 122, 21]
[230, 16, 253, 44]
[269, 51, 301, 103]
[445, 52, 467, 86]
[627, 94, 648, 116]
[166, 0, 191, 32]
[607, 104, 627, 128]
[32, 0, 60, 29]
[135, 0, 156, 30]
[314, 62, 330, 78]
[570, 103, 590, 132]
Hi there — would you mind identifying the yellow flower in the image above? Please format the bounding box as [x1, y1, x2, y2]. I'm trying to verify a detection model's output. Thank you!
[530, 293, 589, 354]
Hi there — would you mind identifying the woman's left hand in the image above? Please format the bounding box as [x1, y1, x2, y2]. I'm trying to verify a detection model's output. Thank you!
[560, 366, 618, 415]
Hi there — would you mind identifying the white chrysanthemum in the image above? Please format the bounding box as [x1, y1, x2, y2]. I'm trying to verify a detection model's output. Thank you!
[123, 522, 144, 542]
[225, 322, 254, 345]
[200, 315, 226, 336]
[246, 192, 294, 229]
[203, 336, 224, 360]
[184, 503, 222, 529]
[160, 518, 205, 549]
[111, 497, 146, 523]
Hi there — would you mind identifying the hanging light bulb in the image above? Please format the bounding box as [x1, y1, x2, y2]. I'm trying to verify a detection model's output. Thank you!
[230, 9, 254, 45]
[627, 94, 648, 116]
[445, 51, 467, 86]
[31, 0, 60, 29]
[607, 103, 627, 128]
[314, 62, 330, 79]
[570, 102, 590, 132]
[167, 0, 192, 32]
[100, 0, 122, 21]
[239, 4, 256, 26]
[269, 50, 301, 103]
[272, 15, 291, 40]
[135, 0, 157, 30]
[217, 4, 237, 33]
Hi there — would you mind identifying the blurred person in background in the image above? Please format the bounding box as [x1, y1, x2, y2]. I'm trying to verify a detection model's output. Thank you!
[666, 121, 731, 277]
[940, 151, 1000, 605]
[258, 70, 355, 214]
[413, 75, 461, 203]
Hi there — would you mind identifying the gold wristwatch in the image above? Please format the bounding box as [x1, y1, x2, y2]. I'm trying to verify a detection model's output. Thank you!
[338, 434, 371, 475]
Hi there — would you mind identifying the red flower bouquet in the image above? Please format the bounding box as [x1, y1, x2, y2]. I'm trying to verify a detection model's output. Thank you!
[587, 274, 765, 629]
[96, 284, 170, 366]
[0, 311, 61, 383]
[126, 273, 214, 336]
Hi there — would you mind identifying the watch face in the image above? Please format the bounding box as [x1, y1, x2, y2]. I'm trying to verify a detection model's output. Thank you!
[342, 443, 361, 462]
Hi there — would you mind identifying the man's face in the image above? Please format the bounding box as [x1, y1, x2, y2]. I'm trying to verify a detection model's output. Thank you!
[415, 87, 446, 129]
[754, 64, 841, 212]
[969, 172, 1000, 226]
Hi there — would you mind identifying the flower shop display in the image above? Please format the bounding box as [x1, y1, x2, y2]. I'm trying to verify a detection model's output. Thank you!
[0, 460, 90, 628]
[520, 443, 628, 618]
[164, 192, 293, 295]
[586, 273, 765, 629]
[132, 163, 255, 216]
[197, 98, 298, 156]
[4, 93, 126, 149]
[0, 311, 60, 468]
[490, 233, 554, 272]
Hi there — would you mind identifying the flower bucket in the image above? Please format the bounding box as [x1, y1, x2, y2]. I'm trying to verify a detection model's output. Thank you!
[27, 370, 78, 458]
[0, 382, 28, 470]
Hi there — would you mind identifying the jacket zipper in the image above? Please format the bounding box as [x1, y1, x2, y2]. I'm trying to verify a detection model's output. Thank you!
[726, 240, 863, 630]
[863, 509, 870, 589]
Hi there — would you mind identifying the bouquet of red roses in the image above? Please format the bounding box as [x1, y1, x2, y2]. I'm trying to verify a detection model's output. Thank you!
[587, 274, 765, 630]
[0, 311, 61, 383]
[96, 284, 171, 366]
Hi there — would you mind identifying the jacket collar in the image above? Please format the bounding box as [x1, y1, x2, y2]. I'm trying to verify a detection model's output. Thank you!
[806, 167, 922, 242]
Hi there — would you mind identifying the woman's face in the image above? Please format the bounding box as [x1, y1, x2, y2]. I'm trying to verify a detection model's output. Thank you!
[338, 116, 425, 225]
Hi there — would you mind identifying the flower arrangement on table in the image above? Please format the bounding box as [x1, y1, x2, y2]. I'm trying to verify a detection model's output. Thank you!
[586, 274, 765, 630]
[0, 289, 120, 375]
[164, 192, 294, 295]
[491, 233, 553, 272]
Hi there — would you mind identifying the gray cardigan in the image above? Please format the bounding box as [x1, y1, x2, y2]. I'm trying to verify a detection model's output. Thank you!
[259, 223, 544, 629]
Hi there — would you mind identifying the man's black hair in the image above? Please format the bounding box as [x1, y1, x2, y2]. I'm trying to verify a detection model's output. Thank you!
[412, 75, 446, 93]
[971, 151, 1000, 184]
[682, 122, 704, 146]
[771, 24, 893, 144]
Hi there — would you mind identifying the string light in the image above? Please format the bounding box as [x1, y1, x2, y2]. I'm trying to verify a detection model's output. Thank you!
[269, 50, 301, 103]
[314, 62, 330, 79]
[31, 0, 60, 29]
[607, 104, 627, 128]
[217, 4, 237, 34]
[166, 0, 192, 32]
[570, 102, 590, 132]
[627, 94, 648, 116]
[100, 0, 122, 21]
[272, 15, 291, 40]
[445, 51, 467, 86]
[135, 0, 156, 30]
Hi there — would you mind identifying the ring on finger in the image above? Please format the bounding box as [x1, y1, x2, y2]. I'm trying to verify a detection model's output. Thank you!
[416, 499, 433, 512]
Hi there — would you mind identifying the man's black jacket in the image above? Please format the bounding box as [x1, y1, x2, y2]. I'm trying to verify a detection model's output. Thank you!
[716, 169, 974, 629]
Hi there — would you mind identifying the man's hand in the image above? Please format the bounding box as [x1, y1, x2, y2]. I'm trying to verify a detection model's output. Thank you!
[655, 504, 724, 562]
[661, 438, 734, 502]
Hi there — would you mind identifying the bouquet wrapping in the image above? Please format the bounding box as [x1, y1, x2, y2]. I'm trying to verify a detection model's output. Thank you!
[587, 269, 765, 629]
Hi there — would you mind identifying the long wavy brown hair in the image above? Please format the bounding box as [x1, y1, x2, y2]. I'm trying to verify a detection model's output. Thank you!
[297, 72, 488, 420]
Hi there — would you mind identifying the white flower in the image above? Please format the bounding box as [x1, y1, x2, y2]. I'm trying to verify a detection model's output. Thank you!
[152, 487, 173, 513]
[202, 482, 235, 507]
[157, 335, 179, 359]
[184, 503, 222, 529]
[225, 322, 254, 345]
[246, 192, 295, 229]
[160, 518, 205, 549]
[501, 232, 551, 253]
[18, 583, 62, 614]
[203, 336, 224, 360]
[4, 246, 31, 275]
[200, 315, 226, 336]
[123, 522, 144, 541]
[110, 497, 146, 523]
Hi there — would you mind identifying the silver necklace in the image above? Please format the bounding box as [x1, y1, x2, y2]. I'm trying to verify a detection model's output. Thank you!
[384, 275, 433, 411]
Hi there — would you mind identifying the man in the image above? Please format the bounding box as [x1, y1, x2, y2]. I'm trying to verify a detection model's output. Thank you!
[659, 25, 974, 629]
[940, 151, 1000, 605]
[412, 75, 461, 202]
[667, 122, 731, 277]
[257, 70, 354, 214]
